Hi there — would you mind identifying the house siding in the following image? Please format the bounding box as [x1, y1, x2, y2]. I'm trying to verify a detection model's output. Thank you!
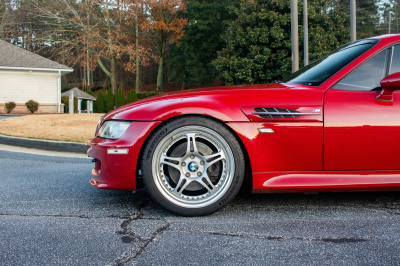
[0, 70, 60, 114]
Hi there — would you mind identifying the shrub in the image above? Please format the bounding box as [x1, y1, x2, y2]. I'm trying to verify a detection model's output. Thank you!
[81, 98, 87, 111]
[74, 97, 78, 113]
[137, 92, 158, 100]
[127, 89, 138, 103]
[105, 88, 115, 113]
[61, 96, 69, 113]
[4, 101, 16, 114]
[25, 100, 39, 114]
[97, 90, 106, 113]
[115, 88, 126, 108]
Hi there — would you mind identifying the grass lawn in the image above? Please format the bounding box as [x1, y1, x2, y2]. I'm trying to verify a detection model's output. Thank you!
[0, 114, 104, 143]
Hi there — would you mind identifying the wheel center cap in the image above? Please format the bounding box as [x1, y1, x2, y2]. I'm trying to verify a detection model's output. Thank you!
[188, 162, 198, 172]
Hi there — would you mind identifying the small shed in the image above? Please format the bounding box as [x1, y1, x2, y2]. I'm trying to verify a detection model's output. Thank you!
[61, 87, 96, 113]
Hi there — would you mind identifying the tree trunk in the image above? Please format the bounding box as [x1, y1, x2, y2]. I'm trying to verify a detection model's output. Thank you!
[111, 57, 117, 94]
[157, 38, 165, 92]
[135, 15, 140, 93]
[397, 1, 399, 33]
[157, 56, 164, 92]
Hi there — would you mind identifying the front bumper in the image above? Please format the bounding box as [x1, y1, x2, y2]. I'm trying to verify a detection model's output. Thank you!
[87, 121, 161, 190]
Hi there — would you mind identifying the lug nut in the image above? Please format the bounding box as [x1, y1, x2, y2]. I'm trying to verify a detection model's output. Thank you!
[186, 172, 190, 177]
[181, 162, 186, 166]
[200, 161, 204, 165]
[197, 172, 202, 176]
[190, 155, 195, 159]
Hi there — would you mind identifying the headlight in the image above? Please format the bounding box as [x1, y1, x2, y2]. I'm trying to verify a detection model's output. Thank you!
[95, 116, 103, 137]
[98, 120, 132, 139]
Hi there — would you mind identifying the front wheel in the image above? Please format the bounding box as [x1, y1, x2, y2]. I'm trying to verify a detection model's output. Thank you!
[141, 116, 245, 216]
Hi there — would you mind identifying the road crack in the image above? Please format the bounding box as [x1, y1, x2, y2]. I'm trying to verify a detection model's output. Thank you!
[107, 200, 170, 266]
[173, 228, 370, 243]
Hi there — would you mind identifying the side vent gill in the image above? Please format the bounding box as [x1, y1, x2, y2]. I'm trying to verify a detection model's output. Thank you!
[253, 108, 301, 119]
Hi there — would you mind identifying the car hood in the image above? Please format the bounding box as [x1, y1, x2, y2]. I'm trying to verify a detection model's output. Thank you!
[102, 83, 326, 122]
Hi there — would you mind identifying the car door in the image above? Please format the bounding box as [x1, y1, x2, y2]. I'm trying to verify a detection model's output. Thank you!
[324, 45, 400, 171]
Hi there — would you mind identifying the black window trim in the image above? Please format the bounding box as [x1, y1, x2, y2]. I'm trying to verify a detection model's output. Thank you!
[330, 41, 400, 91]
[316, 39, 380, 87]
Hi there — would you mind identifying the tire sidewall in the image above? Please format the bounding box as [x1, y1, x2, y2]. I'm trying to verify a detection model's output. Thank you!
[141, 116, 245, 216]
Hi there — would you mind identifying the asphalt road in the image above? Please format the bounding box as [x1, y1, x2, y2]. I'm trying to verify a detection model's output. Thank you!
[0, 115, 24, 121]
[1, 150, 400, 265]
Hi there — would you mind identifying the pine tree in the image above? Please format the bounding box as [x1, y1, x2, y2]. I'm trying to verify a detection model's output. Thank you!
[127, 89, 138, 103]
[115, 87, 126, 108]
[97, 90, 105, 113]
[105, 88, 115, 113]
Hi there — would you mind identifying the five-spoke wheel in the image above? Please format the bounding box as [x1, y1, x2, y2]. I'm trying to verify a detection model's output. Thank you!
[141, 116, 245, 216]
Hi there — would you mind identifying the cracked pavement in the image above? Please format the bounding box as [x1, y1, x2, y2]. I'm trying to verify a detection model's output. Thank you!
[1, 150, 400, 265]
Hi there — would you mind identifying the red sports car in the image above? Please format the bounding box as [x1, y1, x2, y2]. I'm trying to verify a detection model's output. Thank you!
[88, 34, 400, 216]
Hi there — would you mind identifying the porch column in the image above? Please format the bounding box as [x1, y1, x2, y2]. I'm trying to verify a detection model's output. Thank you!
[77, 99, 82, 113]
[87, 100, 91, 113]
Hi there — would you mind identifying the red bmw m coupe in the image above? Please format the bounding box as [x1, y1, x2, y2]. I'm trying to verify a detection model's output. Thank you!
[88, 34, 400, 216]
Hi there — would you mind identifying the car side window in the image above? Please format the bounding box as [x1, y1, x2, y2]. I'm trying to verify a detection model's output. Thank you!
[390, 44, 400, 75]
[332, 49, 388, 91]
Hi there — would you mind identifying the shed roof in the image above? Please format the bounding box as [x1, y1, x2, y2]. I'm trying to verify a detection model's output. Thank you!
[0, 40, 73, 72]
[61, 87, 96, 100]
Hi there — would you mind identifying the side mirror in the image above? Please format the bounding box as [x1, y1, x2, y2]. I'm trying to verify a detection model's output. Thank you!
[376, 72, 400, 102]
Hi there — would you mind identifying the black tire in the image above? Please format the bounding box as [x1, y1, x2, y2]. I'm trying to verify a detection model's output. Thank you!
[141, 115, 245, 216]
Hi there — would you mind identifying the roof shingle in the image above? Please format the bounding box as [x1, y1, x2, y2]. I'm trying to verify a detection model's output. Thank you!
[62, 88, 96, 100]
[0, 39, 73, 71]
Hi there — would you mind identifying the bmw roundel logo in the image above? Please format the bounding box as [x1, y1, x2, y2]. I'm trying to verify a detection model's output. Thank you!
[188, 162, 198, 172]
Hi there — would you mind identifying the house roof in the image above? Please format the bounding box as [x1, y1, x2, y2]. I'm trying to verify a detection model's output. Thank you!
[61, 87, 96, 100]
[0, 40, 73, 72]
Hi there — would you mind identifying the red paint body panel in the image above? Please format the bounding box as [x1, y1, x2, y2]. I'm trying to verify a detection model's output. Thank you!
[89, 34, 400, 193]
[324, 89, 400, 170]
[88, 121, 161, 190]
[101, 83, 325, 122]
[253, 171, 400, 192]
[226, 122, 323, 172]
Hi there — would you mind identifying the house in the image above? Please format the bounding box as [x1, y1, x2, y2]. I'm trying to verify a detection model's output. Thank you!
[0, 40, 73, 114]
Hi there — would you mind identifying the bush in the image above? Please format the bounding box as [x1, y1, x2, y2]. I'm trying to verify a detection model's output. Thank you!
[97, 90, 106, 113]
[105, 88, 115, 113]
[115, 88, 126, 108]
[61, 96, 69, 113]
[137, 92, 158, 100]
[4, 101, 16, 114]
[82, 98, 87, 111]
[127, 89, 138, 103]
[25, 100, 39, 114]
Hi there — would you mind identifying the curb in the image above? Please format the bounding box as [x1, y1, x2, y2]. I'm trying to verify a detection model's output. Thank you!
[0, 134, 87, 154]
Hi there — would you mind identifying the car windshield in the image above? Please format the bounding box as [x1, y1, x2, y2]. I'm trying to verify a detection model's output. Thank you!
[282, 39, 379, 86]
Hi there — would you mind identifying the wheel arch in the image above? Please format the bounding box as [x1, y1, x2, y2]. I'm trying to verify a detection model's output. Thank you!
[135, 114, 253, 190]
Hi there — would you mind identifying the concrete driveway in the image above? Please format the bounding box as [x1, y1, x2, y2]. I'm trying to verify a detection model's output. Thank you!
[0, 149, 399, 265]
